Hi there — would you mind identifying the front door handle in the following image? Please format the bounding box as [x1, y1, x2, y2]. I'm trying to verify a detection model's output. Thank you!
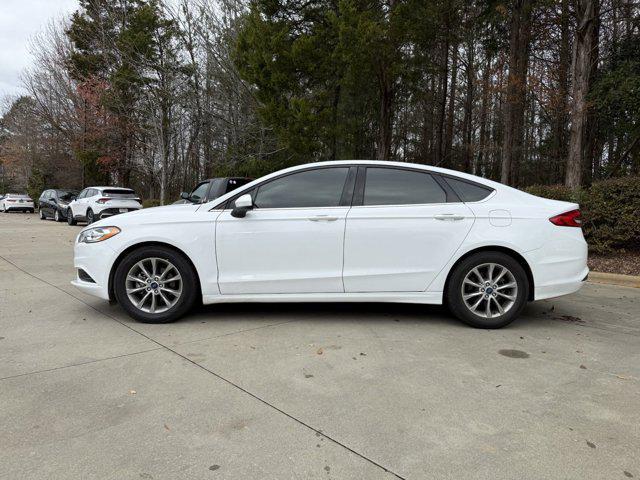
[434, 214, 465, 221]
[308, 215, 339, 222]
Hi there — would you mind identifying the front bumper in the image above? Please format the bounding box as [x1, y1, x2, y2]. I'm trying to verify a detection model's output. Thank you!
[71, 240, 118, 300]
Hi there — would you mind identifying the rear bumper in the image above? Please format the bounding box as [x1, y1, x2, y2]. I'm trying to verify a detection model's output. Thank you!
[93, 202, 142, 219]
[5, 204, 34, 211]
[524, 230, 589, 301]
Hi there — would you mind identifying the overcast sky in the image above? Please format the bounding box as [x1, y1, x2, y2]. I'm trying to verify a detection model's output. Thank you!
[0, 0, 78, 99]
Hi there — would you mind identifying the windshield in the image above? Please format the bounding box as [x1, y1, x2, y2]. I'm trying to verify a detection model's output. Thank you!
[189, 182, 210, 202]
[57, 190, 78, 201]
[7, 194, 30, 199]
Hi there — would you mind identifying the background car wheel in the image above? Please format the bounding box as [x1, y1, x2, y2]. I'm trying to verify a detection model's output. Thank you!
[113, 246, 198, 323]
[29, 209, 34, 213]
[39, 209, 46, 220]
[446, 251, 529, 329]
[54, 209, 61, 222]
[67, 210, 77, 225]
[86, 209, 95, 224]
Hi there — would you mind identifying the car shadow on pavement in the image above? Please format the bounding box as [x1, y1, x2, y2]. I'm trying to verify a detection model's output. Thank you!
[189, 301, 462, 327]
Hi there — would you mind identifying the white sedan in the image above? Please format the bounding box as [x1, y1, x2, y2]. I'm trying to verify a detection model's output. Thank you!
[0, 193, 35, 213]
[71, 161, 588, 328]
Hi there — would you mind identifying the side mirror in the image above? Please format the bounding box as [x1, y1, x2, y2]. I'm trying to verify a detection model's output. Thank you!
[231, 194, 253, 218]
[180, 191, 191, 201]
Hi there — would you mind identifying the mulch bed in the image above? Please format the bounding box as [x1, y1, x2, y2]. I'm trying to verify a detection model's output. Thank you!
[588, 252, 640, 277]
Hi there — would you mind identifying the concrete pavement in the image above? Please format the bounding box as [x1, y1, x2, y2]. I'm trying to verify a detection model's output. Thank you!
[1, 212, 638, 479]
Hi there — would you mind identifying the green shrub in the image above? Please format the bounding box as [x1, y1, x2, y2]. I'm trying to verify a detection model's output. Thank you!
[526, 176, 640, 254]
[524, 184, 582, 203]
[142, 199, 161, 208]
[583, 177, 640, 254]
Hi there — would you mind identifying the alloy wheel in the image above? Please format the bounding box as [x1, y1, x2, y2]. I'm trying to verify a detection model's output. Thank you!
[461, 263, 518, 319]
[125, 257, 183, 314]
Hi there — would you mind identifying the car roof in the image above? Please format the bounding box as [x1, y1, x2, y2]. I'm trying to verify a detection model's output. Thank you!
[202, 177, 252, 182]
[86, 186, 134, 191]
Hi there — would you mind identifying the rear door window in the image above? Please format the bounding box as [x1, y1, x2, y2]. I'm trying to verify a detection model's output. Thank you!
[254, 168, 349, 209]
[363, 168, 446, 206]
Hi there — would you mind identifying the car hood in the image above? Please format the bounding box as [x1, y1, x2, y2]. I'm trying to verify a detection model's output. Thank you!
[89, 204, 202, 229]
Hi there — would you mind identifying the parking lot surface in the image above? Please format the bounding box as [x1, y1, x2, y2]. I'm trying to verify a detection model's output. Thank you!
[1, 212, 639, 480]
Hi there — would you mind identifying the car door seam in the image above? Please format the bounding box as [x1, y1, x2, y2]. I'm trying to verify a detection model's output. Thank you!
[423, 207, 476, 292]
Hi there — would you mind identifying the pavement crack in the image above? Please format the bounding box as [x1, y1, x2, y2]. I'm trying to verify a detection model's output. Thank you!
[0, 253, 407, 480]
[0, 348, 163, 382]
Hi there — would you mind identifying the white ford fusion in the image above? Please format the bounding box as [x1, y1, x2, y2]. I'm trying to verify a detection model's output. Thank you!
[71, 161, 588, 328]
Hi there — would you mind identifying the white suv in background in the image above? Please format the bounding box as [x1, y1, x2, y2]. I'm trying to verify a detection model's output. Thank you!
[67, 187, 142, 225]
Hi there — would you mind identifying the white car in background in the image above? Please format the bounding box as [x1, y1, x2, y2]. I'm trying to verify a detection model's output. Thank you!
[67, 187, 142, 225]
[71, 161, 588, 329]
[0, 193, 35, 213]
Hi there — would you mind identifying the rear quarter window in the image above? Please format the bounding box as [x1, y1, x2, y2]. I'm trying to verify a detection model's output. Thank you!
[443, 177, 494, 202]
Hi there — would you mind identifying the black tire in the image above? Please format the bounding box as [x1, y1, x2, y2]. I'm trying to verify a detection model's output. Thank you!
[39, 209, 46, 220]
[113, 246, 198, 323]
[54, 209, 62, 222]
[29, 209, 35, 214]
[446, 251, 529, 329]
[86, 209, 95, 225]
[67, 209, 77, 225]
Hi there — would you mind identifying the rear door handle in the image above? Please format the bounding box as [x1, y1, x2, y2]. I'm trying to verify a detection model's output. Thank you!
[308, 215, 339, 222]
[434, 214, 465, 221]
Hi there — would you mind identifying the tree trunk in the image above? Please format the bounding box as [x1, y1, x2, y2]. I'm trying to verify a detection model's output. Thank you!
[551, 0, 570, 183]
[566, 0, 599, 188]
[376, 69, 393, 160]
[476, 50, 493, 176]
[443, 42, 459, 167]
[435, 33, 450, 165]
[501, 0, 533, 187]
[461, 39, 475, 173]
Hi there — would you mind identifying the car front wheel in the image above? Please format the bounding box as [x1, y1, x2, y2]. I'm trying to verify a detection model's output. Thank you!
[446, 252, 529, 329]
[39, 209, 46, 220]
[54, 209, 61, 222]
[67, 209, 77, 225]
[113, 246, 198, 323]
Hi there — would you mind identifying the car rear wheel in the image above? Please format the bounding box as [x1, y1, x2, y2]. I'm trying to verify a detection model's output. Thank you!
[54, 209, 61, 222]
[446, 252, 529, 329]
[113, 246, 198, 323]
[86, 209, 95, 225]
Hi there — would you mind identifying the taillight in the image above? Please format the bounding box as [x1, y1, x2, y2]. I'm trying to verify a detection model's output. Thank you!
[96, 198, 110, 204]
[549, 209, 582, 227]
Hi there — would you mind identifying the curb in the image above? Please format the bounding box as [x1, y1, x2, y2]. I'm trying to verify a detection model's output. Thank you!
[588, 271, 640, 289]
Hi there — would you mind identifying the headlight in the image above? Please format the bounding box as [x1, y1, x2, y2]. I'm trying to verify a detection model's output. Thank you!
[78, 226, 121, 243]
